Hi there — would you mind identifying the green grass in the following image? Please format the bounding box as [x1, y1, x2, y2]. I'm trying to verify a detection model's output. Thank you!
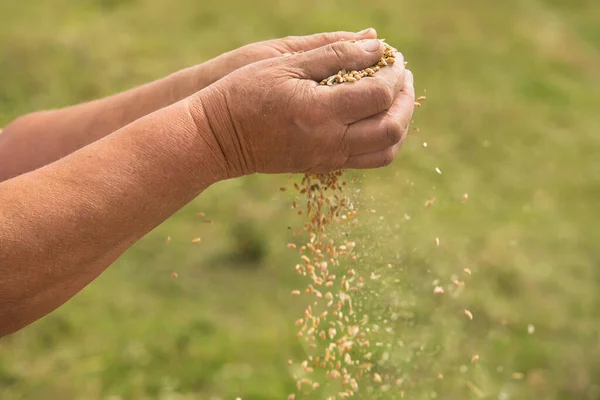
[1, 0, 600, 399]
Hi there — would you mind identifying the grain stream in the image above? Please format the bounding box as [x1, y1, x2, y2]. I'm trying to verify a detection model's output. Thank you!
[285, 40, 403, 399]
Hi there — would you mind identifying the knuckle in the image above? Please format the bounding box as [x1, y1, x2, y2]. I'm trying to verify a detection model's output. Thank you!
[378, 149, 395, 168]
[321, 32, 337, 43]
[282, 35, 297, 44]
[384, 119, 403, 147]
[371, 82, 394, 111]
[327, 42, 351, 62]
[280, 35, 302, 51]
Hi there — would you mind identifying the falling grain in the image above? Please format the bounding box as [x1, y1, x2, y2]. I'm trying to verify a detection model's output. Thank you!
[284, 39, 409, 398]
[465, 381, 485, 398]
[512, 372, 525, 380]
[527, 324, 535, 334]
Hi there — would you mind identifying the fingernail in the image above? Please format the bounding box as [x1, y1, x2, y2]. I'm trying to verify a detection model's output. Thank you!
[357, 27, 374, 35]
[359, 39, 381, 52]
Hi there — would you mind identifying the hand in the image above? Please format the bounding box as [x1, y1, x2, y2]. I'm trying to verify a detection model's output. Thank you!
[190, 39, 415, 178]
[201, 29, 379, 85]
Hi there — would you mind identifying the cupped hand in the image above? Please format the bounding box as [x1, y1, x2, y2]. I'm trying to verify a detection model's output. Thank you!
[202, 29, 378, 85]
[190, 39, 415, 178]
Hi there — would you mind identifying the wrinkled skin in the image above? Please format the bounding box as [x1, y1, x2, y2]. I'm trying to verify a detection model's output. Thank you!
[0, 30, 379, 182]
[0, 31, 415, 337]
[202, 30, 380, 84]
[193, 39, 415, 178]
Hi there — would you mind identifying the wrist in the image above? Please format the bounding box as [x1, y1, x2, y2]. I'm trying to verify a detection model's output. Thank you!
[160, 63, 210, 102]
[171, 96, 230, 186]
[176, 57, 232, 96]
[187, 88, 253, 180]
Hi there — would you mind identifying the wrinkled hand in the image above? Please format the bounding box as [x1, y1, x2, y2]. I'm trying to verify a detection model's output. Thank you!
[202, 29, 379, 85]
[190, 39, 415, 178]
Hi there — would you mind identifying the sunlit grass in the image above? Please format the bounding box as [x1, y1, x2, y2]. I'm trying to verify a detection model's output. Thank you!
[1, 0, 599, 399]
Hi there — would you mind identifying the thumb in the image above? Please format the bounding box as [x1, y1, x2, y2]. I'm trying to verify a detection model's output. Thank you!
[287, 39, 385, 81]
[289, 28, 377, 51]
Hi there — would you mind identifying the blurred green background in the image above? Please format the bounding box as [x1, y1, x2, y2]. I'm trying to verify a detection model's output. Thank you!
[1, 0, 599, 399]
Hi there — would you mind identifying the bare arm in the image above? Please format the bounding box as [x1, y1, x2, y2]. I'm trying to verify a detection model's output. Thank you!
[0, 30, 376, 182]
[0, 64, 211, 182]
[0, 39, 414, 337]
[0, 99, 225, 336]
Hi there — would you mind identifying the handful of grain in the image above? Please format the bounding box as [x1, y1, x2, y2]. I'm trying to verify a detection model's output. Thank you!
[319, 41, 400, 86]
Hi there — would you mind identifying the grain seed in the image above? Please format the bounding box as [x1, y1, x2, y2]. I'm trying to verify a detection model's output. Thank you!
[286, 41, 404, 397]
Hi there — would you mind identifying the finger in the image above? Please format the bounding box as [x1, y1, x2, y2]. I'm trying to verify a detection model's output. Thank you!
[286, 39, 385, 81]
[341, 70, 415, 169]
[342, 69, 415, 156]
[342, 129, 406, 170]
[280, 28, 378, 52]
[321, 55, 406, 124]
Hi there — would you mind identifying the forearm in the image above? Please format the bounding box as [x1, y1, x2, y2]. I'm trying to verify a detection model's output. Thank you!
[0, 60, 225, 182]
[0, 95, 224, 336]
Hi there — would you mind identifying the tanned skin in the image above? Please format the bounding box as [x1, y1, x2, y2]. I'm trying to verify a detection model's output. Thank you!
[0, 30, 415, 337]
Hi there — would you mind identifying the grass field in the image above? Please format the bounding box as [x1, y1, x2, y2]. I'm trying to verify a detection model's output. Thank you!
[1, 0, 600, 399]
